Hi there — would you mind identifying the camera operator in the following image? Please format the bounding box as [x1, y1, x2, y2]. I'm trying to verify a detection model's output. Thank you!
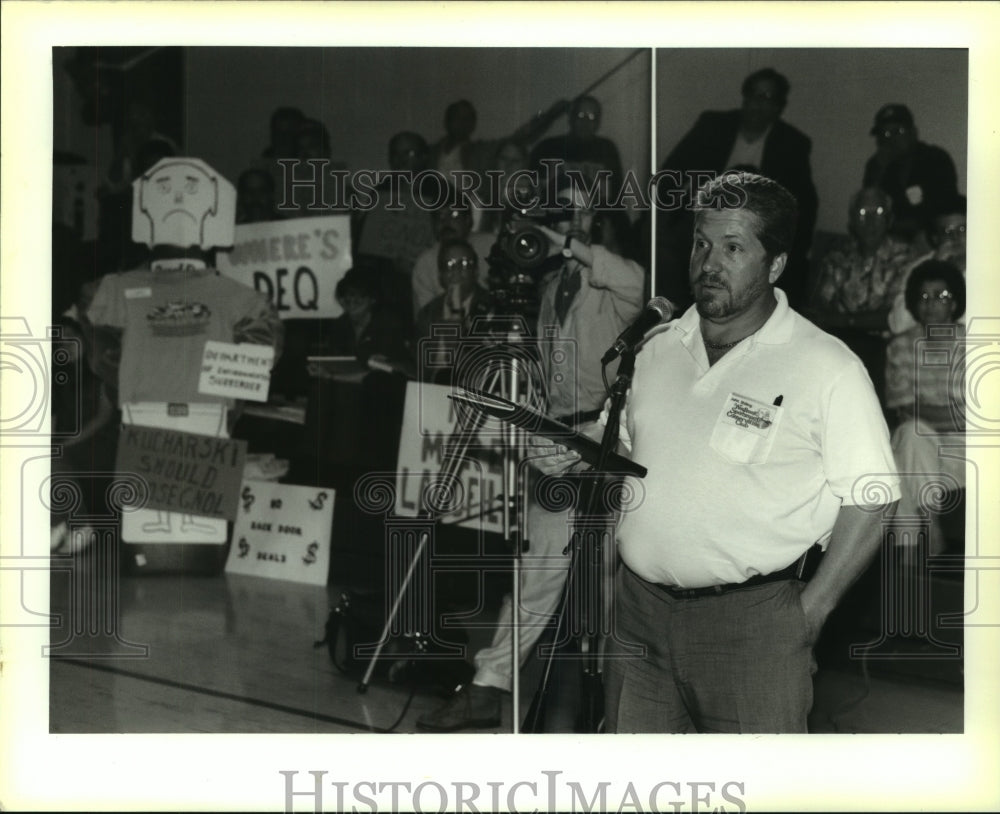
[417, 178, 645, 731]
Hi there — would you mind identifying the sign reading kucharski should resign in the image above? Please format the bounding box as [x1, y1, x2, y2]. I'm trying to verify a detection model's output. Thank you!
[115, 424, 248, 520]
[394, 382, 507, 534]
[225, 481, 334, 586]
[216, 215, 352, 319]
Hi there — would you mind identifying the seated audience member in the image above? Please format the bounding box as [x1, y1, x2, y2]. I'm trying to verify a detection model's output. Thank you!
[275, 267, 413, 398]
[477, 139, 532, 234]
[285, 117, 350, 216]
[810, 187, 916, 398]
[428, 98, 567, 229]
[530, 95, 623, 206]
[888, 196, 967, 335]
[884, 260, 966, 554]
[261, 106, 306, 161]
[412, 205, 496, 317]
[647, 68, 818, 309]
[354, 131, 437, 329]
[862, 104, 960, 244]
[257, 106, 306, 208]
[296, 117, 333, 163]
[414, 239, 492, 385]
[236, 168, 282, 224]
[297, 268, 413, 482]
[305, 267, 413, 373]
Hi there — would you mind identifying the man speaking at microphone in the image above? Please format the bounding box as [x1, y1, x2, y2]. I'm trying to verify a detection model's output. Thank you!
[538, 172, 900, 733]
[417, 177, 645, 731]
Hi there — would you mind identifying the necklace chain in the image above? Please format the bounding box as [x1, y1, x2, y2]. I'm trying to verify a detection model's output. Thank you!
[703, 334, 750, 351]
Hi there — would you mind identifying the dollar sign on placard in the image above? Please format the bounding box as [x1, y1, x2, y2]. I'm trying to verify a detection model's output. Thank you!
[241, 486, 255, 512]
[308, 491, 328, 510]
[303, 541, 319, 565]
[238, 537, 250, 558]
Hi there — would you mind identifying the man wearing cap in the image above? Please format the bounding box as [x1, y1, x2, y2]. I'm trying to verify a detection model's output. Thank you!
[862, 104, 959, 241]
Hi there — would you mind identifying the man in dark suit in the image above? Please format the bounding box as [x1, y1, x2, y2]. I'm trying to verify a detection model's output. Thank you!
[648, 68, 818, 310]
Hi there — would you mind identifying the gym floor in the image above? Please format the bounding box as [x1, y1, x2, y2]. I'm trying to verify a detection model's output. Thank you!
[48, 533, 964, 736]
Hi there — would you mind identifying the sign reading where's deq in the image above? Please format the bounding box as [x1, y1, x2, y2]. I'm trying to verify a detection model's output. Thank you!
[225, 481, 334, 586]
[216, 215, 352, 319]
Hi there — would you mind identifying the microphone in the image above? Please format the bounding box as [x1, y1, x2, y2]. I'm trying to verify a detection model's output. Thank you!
[601, 296, 676, 364]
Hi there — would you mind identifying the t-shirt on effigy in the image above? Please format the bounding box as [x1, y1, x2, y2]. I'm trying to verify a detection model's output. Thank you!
[88, 265, 277, 407]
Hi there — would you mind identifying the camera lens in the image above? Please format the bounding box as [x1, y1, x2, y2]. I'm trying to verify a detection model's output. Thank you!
[510, 225, 549, 269]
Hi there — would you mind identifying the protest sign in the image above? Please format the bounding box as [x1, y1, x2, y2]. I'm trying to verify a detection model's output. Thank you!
[198, 340, 275, 402]
[216, 215, 351, 319]
[115, 424, 248, 521]
[225, 482, 334, 586]
[394, 382, 506, 533]
[356, 204, 435, 268]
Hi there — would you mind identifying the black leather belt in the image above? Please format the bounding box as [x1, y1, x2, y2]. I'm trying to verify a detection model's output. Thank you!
[655, 544, 823, 600]
[555, 408, 603, 427]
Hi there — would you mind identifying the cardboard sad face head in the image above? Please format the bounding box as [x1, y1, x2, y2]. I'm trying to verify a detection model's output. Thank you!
[132, 157, 236, 249]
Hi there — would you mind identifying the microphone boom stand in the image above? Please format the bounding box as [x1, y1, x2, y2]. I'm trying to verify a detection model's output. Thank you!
[521, 348, 638, 733]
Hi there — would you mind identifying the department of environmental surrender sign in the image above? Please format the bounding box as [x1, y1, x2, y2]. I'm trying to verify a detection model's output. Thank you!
[198, 340, 274, 403]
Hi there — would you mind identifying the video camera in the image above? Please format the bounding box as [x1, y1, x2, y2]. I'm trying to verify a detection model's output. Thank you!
[485, 196, 571, 320]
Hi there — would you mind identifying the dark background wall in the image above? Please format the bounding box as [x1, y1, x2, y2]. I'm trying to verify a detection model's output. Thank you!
[53, 46, 967, 238]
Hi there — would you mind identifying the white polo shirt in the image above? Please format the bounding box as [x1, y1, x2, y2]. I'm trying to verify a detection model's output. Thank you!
[615, 289, 900, 588]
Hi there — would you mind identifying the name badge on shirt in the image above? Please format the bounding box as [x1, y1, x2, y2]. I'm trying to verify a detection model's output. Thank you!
[709, 392, 783, 465]
[124, 287, 153, 299]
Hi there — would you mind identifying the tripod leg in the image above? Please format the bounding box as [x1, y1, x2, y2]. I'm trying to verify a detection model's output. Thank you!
[357, 529, 430, 693]
[520, 538, 578, 732]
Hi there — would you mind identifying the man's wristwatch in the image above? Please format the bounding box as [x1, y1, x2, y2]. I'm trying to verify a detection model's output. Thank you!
[562, 235, 573, 258]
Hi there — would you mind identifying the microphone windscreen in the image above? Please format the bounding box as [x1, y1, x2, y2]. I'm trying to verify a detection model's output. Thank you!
[647, 296, 676, 321]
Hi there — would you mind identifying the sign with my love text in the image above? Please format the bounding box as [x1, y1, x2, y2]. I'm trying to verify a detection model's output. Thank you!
[394, 382, 506, 533]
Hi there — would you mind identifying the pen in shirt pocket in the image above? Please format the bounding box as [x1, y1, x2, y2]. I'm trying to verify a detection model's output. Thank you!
[773, 395, 783, 407]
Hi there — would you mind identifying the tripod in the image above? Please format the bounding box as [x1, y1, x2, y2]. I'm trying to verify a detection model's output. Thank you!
[356, 322, 544, 716]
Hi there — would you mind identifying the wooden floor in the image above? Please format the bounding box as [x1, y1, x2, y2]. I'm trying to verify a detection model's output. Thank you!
[48, 542, 964, 735]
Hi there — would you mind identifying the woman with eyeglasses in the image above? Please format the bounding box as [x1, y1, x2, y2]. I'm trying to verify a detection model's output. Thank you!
[884, 259, 966, 554]
[298, 266, 414, 482]
[809, 186, 917, 400]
